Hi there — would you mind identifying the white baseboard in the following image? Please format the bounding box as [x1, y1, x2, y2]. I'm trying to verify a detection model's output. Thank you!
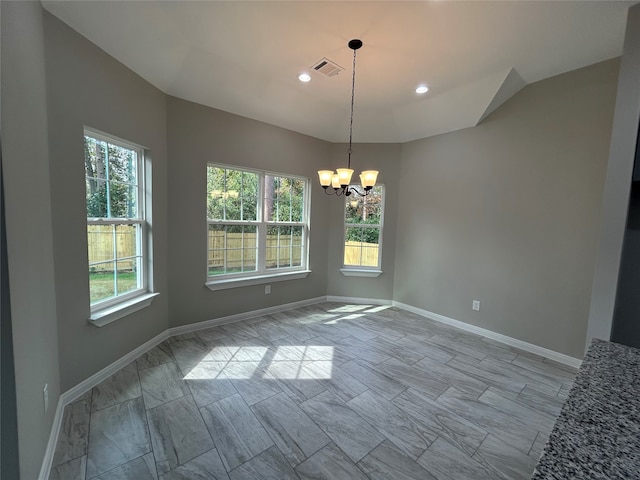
[393, 301, 582, 369]
[37, 394, 66, 480]
[167, 296, 326, 337]
[326, 295, 392, 306]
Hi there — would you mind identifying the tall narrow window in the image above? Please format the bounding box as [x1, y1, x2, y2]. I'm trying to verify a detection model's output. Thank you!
[207, 165, 309, 284]
[343, 185, 384, 270]
[84, 130, 147, 309]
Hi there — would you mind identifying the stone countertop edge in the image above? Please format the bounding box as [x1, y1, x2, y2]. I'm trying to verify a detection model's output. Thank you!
[531, 338, 640, 479]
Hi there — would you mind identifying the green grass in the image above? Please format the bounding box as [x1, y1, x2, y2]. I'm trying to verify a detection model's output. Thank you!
[89, 272, 138, 304]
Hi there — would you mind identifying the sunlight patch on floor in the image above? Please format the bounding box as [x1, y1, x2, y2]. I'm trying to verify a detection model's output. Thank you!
[183, 346, 335, 380]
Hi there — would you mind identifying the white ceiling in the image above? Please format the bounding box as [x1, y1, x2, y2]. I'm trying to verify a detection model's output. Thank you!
[42, 1, 633, 143]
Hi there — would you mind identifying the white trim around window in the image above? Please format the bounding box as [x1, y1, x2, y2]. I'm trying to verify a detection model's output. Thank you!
[84, 128, 155, 326]
[205, 164, 311, 289]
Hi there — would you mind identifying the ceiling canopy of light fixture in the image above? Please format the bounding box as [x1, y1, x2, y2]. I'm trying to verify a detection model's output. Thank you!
[318, 39, 378, 198]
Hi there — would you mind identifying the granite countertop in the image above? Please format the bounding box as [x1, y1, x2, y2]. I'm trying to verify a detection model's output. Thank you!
[532, 339, 640, 479]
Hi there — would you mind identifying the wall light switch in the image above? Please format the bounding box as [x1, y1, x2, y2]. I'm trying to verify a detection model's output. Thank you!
[472, 300, 480, 311]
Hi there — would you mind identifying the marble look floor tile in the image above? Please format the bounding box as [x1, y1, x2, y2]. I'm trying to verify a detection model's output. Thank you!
[139, 362, 190, 409]
[511, 354, 576, 383]
[136, 341, 176, 370]
[228, 445, 298, 480]
[299, 360, 368, 402]
[86, 397, 151, 478]
[426, 335, 489, 361]
[252, 392, 330, 467]
[333, 322, 379, 342]
[515, 384, 565, 419]
[477, 387, 557, 433]
[446, 355, 526, 395]
[183, 361, 238, 407]
[367, 335, 425, 365]
[200, 393, 274, 471]
[300, 390, 385, 463]
[347, 389, 435, 458]
[358, 440, 437, 480]
[338, 359, 406, 400]
[169, 336, 215, 376]
[261, 360, 326, 404]
[91, 362, 141, 412]
[418, 437, 496, 480]
[329, 335, 391, 365]
[480, 356, 566, 394]
[147, 395, 214, 474]
[48, 455, 86, 480]
[251, 320, 291, 342]
[94, 453, 157, 480]
[454, 334, 518, 362]
[377, 357, 450, 399]
[295, 443, 370, 480]
[417, 357, 488, 399]
[391, 388, 488, 457]
[472, 434, 538, 479]
[390, 336, 455, 364]
[159, 449, 229, 480]
[528, 432, 547, 460]
[52, 395, 91, 466]
[557, 382, 573, 400]
[436, 387, 538, 455]
[222, 362, 282, 405]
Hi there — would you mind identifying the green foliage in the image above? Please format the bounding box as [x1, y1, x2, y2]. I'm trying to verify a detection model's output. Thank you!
[85, 136, 138, 218]
[207, 167, 259, 221]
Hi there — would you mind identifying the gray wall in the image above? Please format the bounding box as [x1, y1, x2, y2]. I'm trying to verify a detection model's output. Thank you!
[1, 2, 61, 478]
[394, 59, 619, 359]
[326, 143, 401, 300]
[166, 97, 330, 327]
[587, 5, 640, 346]
[43, 12, 169, 390]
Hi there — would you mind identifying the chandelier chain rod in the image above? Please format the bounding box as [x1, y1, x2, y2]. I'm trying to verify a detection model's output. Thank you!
[347, 46, 357, 170]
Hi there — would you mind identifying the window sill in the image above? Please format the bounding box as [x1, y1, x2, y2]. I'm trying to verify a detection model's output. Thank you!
[89, 292, 159, 327]
[206, 269, 311, 291]
[340, 268, 383, 278]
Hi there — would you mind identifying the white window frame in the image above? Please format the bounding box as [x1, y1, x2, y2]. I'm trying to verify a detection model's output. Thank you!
[84, 128, 157, 326]
[206, 163, 311, 290]
[341, 184, 385, 277]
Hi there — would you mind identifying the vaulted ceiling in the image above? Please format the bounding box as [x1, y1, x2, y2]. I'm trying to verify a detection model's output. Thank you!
[42, 1, 632, 143]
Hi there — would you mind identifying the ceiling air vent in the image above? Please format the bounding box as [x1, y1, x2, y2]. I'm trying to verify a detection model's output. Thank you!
[311, 57, 344, 77]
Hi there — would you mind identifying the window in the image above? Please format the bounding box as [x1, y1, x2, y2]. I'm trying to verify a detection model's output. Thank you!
[84, 130, 149, 312]
[206, 164, 309, 286]
[343, 185, 384, 273]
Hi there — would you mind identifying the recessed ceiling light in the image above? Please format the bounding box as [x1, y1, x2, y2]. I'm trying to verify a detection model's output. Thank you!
[298, 73, 311, 83]
[416, 85, 429, 94]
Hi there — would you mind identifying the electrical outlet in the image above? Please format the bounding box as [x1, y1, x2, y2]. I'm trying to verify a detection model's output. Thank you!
[43, 384, 49, 413]
[472, 300, 480, 311]
[265, 285, 271, 295]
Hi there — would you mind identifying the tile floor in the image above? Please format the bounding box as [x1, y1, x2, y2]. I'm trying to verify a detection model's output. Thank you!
[48, 302, 577, 480]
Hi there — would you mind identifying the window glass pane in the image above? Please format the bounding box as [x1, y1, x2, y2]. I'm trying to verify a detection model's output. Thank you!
[88, 225, 115, 263]
[345, 186, 383, 225]
[266, 225, 300, 270]
[89, 261, 115, 304]
[86, 179, 108, 218]
[107, 143, 137, 184]
[116, 259, 139, 295]
[108, 182, 137, 218]
[344, 227, 380, 266]
[208, 224, 257, 275]
[115, 224, 137, 260]
[84, 137, 108, 185]
[265, 176, 305, 222]
[207, 167, 258, 221]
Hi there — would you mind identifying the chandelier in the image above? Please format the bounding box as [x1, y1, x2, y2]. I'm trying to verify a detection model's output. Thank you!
[318, 39, 378, 197]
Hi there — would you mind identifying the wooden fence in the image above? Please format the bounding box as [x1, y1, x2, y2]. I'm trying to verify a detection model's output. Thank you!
[88, 227, 379, 271]
[344, 240, 379, 267]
